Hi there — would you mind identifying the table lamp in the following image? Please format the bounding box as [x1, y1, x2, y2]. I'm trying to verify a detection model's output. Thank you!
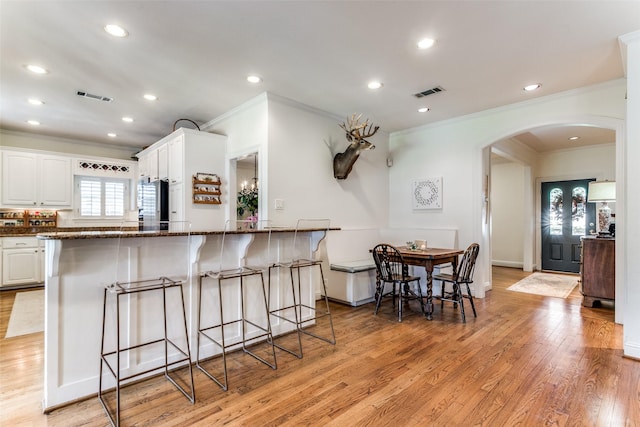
[587, 180, 616, 235]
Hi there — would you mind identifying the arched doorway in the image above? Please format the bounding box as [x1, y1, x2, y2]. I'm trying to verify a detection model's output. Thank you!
[490, 125, 615, 273]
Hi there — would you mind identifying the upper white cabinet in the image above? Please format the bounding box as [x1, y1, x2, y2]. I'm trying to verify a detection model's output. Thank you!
[148, 148, 159, 182]
[2, 151, 72, 208]
[136, 128, 227, 230]
[137, 153, 150, 179]
[158, 144, 169, 181]
[168, 136, 184, 184]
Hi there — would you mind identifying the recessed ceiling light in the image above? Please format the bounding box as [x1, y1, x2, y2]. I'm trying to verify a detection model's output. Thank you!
[27, 120, 40, 126]
[25, 64, 48, 74]
[569, 136, 580, 141]
[122, 117, 134, 123]
[368, 81, 383, 90]
[28, 98, 44, 105]
[143, 94, 157, 101]
[417, 38, 435, 49]
[418, 107, 430, 113]
[107, 133, 117, 138]
[104, 24, 128, 37]
[247, 75, 262, 83]
[523, 83, 541, 92]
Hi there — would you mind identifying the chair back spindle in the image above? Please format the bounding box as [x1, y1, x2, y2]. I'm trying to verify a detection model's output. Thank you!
[372, 243, 425, 321]
[455, 243, 480, 283]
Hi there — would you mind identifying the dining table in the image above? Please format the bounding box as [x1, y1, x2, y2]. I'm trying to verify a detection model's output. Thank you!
[393, 246, 464, 320]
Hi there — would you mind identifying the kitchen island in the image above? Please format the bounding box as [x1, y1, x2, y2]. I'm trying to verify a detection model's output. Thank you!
[37, 226, 330, 411]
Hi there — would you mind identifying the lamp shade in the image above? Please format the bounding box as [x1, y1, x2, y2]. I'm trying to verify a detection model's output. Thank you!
[587, 181, 616, 202]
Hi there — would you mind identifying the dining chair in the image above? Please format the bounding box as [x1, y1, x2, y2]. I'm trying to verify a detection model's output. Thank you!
[433, 243, 480, 322]
[371, 243, 425, 322]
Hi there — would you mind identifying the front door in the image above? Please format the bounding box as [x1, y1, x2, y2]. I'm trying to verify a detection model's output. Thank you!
[541, 179, 596, 273]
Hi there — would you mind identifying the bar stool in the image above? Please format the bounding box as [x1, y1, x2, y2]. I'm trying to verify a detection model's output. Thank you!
[268, 218, 336, 358]
[98, 221, 194, 427]
[196, 220, 276, 391]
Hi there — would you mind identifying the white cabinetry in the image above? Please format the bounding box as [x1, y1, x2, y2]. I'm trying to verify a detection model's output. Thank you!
[158, 144, 168, 181]
[2, 151, 72, 208]
[169, 183, 184, 222]
[1, 237, 41, 286]
[148, 148, 159, 182]
[136, 128, 226, 230]
[168, 136, 184, 184]
[137, 153, 150, 179]
[38, 239, 45, 283]
[137, 148, 159, 181]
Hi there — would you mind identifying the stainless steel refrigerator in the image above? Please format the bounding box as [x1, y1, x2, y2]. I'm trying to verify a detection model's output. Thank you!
[138, 179, 169, 230]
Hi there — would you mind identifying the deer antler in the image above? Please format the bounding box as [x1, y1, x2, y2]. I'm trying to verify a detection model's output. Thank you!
[339, 113, 379, 142]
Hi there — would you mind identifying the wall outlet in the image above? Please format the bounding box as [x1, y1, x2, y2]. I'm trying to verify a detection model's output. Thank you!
[274, 199, 284, 210]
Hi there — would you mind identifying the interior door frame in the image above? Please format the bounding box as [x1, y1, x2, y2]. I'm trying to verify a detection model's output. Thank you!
[535, 173, 606, 273]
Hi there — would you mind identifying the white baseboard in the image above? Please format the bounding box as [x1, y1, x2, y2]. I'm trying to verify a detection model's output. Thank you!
[624, 340, 640, 360]
[492, 260, 523, 268]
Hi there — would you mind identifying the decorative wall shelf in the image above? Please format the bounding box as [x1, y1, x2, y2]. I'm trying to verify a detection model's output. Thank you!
[192, 174, 221, 205]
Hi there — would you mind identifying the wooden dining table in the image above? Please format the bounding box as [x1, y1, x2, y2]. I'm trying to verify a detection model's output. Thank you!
[394, 246, 464, 320]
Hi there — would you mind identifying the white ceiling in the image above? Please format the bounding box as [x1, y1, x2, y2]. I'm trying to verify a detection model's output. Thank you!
[1, 1, 637, 151]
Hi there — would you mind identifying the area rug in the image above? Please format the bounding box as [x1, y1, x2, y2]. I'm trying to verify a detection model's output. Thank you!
[4, 289, 44, 338]
[507, 272, 578, 298]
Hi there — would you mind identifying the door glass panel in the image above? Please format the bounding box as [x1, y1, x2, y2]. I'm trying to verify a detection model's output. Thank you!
[550, 187, 563, 235]
[572, 186, 587, 236]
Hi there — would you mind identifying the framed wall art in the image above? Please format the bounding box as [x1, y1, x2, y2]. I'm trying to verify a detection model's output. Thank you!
[413, 177, 443, 210]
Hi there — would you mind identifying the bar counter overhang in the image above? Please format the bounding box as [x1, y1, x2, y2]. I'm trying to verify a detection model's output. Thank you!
[37, 226, 331, 412]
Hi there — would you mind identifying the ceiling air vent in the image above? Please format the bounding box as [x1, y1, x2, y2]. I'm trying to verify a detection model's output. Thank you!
[413, 86, 445, 98]
[76, 91, 113, 102]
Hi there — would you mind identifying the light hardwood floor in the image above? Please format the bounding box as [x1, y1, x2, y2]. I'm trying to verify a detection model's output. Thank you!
[1, 267, 637, 426]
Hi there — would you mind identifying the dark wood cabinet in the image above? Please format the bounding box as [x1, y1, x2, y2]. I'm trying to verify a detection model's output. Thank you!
[580, 236, 615, 307]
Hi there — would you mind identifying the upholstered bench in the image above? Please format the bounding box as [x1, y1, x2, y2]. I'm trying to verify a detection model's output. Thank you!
[327, 260, 377, 306]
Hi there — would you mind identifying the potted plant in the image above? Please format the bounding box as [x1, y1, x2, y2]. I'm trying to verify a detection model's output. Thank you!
[237, 186, 258, 221]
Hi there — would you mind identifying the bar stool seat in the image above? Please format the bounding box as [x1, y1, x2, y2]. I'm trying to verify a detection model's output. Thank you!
[196, 220, 276, 391]
[268, 218, 336, 359]
[98, 221, 194, 427]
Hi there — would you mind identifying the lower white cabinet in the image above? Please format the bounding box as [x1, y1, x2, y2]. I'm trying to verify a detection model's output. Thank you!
[1, 237, 42, 286]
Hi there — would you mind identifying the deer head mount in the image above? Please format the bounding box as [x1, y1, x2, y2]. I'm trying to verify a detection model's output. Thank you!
[333, 113, 379, 179]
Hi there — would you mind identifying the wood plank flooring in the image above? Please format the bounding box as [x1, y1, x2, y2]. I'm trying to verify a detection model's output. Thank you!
[1, 267, 637, 426]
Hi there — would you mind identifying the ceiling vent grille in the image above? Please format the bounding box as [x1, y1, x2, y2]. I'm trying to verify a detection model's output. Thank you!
[413, 86, 445, 98]
[76, 91, 113, 102]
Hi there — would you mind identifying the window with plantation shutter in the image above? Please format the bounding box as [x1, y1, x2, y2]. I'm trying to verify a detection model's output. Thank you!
[104, 181, 125, 216]
[76, 176, 129, 218]
[80, 179, 102, 216]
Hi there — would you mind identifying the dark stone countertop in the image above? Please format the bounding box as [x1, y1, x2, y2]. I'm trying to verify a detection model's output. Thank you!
[36, 227, 337, 240]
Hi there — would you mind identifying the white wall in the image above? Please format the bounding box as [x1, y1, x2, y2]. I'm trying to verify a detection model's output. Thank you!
[0, 129, 139, 160]
[202, 93, 268, 222]
[620, 30, 640, 358]
[537, 144, 616, 184]
[491, 161, 525, 267]
[389, 79, 627, 301]
[266, 94, 389, 228]
[204, 93, 390, 229]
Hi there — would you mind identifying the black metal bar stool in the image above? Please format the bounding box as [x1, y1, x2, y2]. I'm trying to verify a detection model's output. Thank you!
[98, 221, 194, 427]
[196, 220, 276, 391]
[268, 218, 336, 359]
